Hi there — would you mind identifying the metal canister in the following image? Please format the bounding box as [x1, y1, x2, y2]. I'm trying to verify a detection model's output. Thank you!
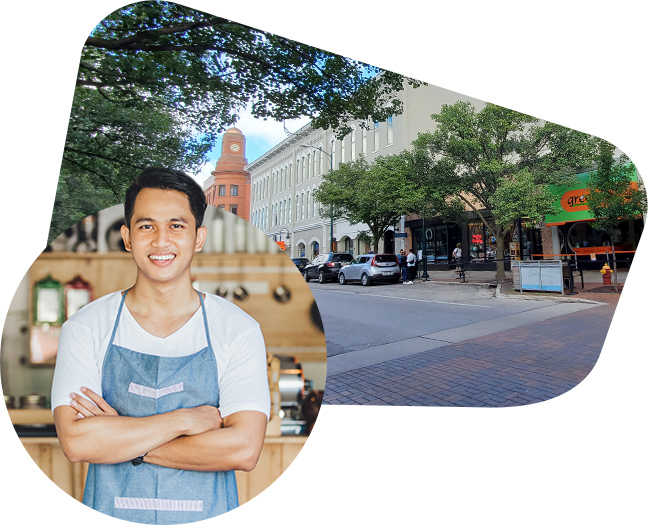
[19, 394, 47, 409]
[4, 395, 15, 409]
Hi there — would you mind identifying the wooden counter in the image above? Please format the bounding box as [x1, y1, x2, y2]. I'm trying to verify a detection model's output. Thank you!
[19, 434, 307, 505]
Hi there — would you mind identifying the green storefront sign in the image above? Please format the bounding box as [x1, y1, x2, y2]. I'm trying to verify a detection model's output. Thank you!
[545, 167, 638, 226]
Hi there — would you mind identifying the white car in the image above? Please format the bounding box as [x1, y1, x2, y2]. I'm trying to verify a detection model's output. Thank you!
[338, 254, 401, 286]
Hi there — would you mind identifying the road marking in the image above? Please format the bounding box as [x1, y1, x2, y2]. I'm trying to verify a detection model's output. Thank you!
[311, 288, 491, 308]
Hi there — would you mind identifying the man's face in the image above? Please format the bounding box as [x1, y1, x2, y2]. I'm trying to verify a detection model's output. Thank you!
[121, 188, 206, 286]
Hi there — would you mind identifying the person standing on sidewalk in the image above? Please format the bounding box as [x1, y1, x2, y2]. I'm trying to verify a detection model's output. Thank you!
[406, 248, 417, 285]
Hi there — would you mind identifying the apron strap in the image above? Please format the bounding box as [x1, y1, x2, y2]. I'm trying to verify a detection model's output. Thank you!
[108, 289, 129, 349]
[197, 290, 213, 351]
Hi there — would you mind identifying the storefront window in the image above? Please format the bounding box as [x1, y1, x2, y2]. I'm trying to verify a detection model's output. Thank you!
[414, 224, 460, 262]
[468, 222, 497, 261]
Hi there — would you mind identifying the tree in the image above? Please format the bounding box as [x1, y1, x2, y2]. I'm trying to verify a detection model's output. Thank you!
[314, 153, 423, 253]
[53, 0, 419, 242]
[586, 140, 646, 292]
[413, 102, 598, 282]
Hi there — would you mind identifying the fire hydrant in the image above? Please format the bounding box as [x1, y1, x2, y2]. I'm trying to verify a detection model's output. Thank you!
[600, 263, 613, 285]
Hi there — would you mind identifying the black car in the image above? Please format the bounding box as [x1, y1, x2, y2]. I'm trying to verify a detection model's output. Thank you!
[304, 252, 354, 283]
[291, 257, 310, 274]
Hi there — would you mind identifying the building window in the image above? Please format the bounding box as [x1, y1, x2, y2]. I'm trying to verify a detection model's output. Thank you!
[306, 192, 310, 219]
[218, 185, 226, 197]
[387, 115, 393, 146]
[307, 153, 311, 181]
[373, 121, 379, 151]
[230, 185, 238, 197]
[330, 139, 336, 169]
[351, 129, 356, 160]
[218, 204, 225, 209]
[341, 138, 346, 164]
[362, 126, 367, 156]
[288, 197, 291, 222]
[296, 197, 301, 222]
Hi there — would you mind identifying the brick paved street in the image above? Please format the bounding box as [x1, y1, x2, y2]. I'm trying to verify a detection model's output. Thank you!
[322, 284, 619, 407]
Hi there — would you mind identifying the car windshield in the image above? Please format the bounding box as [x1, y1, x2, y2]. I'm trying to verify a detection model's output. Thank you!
[332, 254, 354, 262]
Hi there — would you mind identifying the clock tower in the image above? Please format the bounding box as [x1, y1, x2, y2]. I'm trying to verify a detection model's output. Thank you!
[204, 127, 251, 220]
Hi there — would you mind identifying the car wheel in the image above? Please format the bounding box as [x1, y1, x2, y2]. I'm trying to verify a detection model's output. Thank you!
[361, 273, 371, 286]
[339, 273, 347, 285]
[305, 271, 311, 282]
[318, 271, 326, 284]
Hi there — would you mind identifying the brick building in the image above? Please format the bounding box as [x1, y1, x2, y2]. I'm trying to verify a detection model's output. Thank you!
[204, 127, 251, 220]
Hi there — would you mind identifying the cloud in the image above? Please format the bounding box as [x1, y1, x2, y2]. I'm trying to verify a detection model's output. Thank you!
[191, 160, 216, 185]
[234, 106, 311, 148]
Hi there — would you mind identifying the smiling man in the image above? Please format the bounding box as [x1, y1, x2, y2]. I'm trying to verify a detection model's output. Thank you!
[51, 168, 269, 524]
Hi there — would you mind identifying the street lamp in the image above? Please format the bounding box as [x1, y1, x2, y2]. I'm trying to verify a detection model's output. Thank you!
[300, 144, 334, 252]
[278, 227, 291, 242]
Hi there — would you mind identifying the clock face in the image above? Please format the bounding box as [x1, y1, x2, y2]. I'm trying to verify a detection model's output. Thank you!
[230, 143, 240, 152]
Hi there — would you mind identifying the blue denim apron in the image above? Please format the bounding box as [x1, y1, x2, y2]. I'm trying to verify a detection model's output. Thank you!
[82, 290, 238, 524]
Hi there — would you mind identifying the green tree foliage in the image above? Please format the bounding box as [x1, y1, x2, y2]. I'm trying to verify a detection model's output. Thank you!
[413, 102, 598, 281]
[586, 140, 646, 291]
[53, 0, 418, 242]
[314, 154, 423, 252]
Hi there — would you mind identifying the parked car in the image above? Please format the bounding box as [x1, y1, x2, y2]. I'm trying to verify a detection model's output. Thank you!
[291, 257, 310, 274]
[304, 252, 354, 283]
[338, 253, 401, 286]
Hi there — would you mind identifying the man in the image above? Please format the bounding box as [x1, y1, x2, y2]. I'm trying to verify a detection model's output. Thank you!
[51, 168, 269, 524]
[397, 249, 407, 284]
[406, 248, 417, 285]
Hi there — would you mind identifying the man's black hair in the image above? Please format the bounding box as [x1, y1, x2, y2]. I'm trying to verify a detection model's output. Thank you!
[124, 167, 207, 228]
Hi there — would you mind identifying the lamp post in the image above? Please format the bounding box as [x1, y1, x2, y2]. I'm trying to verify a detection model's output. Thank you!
[300, 144, 334, 252]
[277, 227, 291, 253]
[278, 227, 291, 242]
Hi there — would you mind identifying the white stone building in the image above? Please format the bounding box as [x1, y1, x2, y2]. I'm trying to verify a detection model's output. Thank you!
[247, 82, 486, 259]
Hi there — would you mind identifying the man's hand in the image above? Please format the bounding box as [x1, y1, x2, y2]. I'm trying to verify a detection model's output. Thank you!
[181, 405, 223, 435]
[69, 387, 118, 418]
[68, 387, 223, 434]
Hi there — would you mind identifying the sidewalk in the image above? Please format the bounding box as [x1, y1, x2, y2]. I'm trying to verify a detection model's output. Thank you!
[419, 267, 627, 296]
[323, 269, 622, 408]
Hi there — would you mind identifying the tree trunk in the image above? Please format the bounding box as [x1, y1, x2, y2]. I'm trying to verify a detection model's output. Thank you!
[495, 226, 506, 283]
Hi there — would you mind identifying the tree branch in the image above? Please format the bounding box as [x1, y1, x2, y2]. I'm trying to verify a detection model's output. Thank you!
[85, 18, 227, 49]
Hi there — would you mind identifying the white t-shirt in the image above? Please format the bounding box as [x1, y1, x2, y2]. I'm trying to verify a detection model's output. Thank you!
[51, 291, 270, 419]
[406, 253, 416, 266]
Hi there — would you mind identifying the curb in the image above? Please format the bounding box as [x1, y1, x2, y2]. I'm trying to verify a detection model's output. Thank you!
[495, 287, 605, 305]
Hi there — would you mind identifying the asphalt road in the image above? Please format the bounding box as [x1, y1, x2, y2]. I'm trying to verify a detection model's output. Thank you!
[308, 279, 602, 373]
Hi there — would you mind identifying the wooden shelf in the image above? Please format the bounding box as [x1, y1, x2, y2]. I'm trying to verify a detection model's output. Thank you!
[8, 409, 54, 425]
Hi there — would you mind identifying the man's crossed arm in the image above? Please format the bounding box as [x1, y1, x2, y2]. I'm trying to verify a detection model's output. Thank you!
[53, 387, 267, 472]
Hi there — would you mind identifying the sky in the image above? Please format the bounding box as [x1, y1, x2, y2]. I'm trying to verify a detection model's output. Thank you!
[1, 1, 647, 525]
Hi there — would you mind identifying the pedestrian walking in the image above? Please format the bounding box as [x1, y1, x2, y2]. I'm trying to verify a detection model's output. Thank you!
[406, 248, 416, 284]
[452, 243, 463, 271]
